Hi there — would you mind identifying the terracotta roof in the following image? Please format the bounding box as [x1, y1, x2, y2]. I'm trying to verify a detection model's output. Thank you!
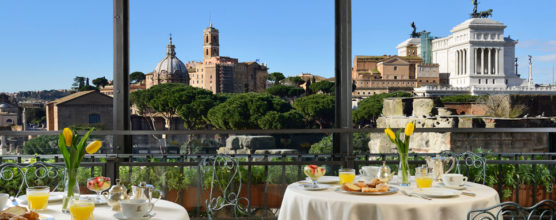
[47, 90, 107, 105]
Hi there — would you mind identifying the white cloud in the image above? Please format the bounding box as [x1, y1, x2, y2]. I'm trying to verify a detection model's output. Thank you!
[517, 39, 556, 52]
[536, 54, 556, 62]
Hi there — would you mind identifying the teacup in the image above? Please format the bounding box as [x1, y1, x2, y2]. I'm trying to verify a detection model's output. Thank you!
[0, 193, 8, 211]
[442, 174, 468, 186]
[120, 199, 154, 218]
[359, 166, 380, 178]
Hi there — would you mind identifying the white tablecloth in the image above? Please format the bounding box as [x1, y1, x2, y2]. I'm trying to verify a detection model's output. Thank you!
[278, 182, 499, 220]
[36, 198, 189, 220]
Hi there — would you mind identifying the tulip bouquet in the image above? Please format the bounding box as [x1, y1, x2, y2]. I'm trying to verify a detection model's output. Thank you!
[58, 127, 102, 212]
[384, 122, 414, 186]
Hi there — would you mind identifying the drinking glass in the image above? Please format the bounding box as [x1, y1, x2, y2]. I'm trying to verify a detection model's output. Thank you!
[26, 186, 50, 211]
[415, 167, 433, 189]
[338, 168, 356, 184]
[69, 197, 95, 220]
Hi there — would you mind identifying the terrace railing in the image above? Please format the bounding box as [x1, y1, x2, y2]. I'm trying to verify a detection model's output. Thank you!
[0, 152, 554, 219]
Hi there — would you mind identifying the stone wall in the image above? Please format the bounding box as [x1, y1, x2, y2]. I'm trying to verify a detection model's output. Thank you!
[369, 97, 554, 153]
[218, 135, 276, 154]
[443, 103, 487, 116]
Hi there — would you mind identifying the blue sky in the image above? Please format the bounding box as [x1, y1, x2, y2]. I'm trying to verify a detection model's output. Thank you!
[1, 0, 555, 92]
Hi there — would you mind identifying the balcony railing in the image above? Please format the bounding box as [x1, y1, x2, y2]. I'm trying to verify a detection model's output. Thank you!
[1, 152, 554, 219]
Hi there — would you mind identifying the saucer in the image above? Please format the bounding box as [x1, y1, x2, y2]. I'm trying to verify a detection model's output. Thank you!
[297, 183, 332, 191]
[79, 194, 107, 205]
[114, 212, 156, 220]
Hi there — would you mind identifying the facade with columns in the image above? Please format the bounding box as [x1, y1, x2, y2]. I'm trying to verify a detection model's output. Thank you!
[399, 18, 525, 89]
[432, 18, 523, 88]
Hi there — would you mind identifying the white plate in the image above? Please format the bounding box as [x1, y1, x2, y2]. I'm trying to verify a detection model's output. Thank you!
[305, 176, 340, 184]
[17, 192, 64, 204]
[79, 194, 107, 205]
[297, 183, 333, 191]
[413, 188, 461, 198]
[114, 212, 156, 220]
[336, 186, 399, 195]
[437, 182, 466, 190]
[38, 214, 55, 220]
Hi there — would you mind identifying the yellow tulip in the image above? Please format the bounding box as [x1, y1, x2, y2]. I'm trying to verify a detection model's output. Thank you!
[85, 141, 102, 154]
[63, 128, 73, 147]
[404, 122, 415, 137]
[384, 128, 396, 142]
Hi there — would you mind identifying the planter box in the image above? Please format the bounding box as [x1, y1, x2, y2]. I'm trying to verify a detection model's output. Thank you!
[497, 185, 556, 207]
[164, 184, 285, 211]
[240, 184, 283, 208]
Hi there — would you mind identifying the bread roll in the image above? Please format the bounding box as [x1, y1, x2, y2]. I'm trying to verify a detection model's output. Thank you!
[342, 183, 361, 192]
[376, 183, 389, 192]
[1, 207, 27, 217]
[354, 181, 367, 188]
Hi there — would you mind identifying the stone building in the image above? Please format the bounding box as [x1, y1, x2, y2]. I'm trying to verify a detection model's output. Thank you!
[352, 55, 440, 98]
[46, 91, 113, 130]
[145, 36, 190, 89]
[398, 18, 526, 89]
[187, 23, 268, 93]
[0, 103, 18, 127]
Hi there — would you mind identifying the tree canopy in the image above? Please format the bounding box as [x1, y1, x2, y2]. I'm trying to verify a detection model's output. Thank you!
[268, 72, 285, 85]
[266, 85, 305, 98]
[92, 77, 109, 88]
[207, 93, 296, 129]
[23, 135, 59, 154]
[293, 94, 335, 129]
[309, 133, 370, 154]
[284, 76, 305, 86]
[131, 84, 217, 129]
[130, 71, 146, 84]
[176, 87, 222, 129]
[353, 92, 412, 126]
[309, 81, 335, 94]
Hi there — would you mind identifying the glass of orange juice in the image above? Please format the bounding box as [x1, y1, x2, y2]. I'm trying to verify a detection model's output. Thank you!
[339, 168, 356, 184]
[415, 167, 433, 189]
[69, 197, 95, 220]
[26, 186, 50, 211]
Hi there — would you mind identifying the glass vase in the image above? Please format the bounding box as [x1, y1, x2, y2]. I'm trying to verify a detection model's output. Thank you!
[62, 168, 80, 213]
[398, 152, 410, 186]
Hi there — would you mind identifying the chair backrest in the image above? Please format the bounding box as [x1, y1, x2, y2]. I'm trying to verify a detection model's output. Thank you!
[0, 161, 65, 199]
[440, 151, 486, 184]
[200, 155, 249, 219]
[467, 200, 555, 220]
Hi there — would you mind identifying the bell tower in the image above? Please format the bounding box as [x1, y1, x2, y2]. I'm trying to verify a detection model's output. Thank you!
[203, 21, 219, 61]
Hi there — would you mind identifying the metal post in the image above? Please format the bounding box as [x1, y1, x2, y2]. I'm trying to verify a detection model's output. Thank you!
[333, 0, 353, 168]
[113, 0, 131, 154]
[112, 0, 131, 179]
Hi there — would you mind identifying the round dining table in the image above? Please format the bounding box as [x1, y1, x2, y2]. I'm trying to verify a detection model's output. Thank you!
[32, 198, 189, 220]
[278, 179, 499, 220]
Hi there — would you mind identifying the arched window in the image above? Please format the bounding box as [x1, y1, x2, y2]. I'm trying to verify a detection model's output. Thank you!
[205, 49, 208, 55]
[89, 114, 101, 124]
[6, 119, 13, 124]
[205, 36, 208, 43]
[394, 66, 397, 71]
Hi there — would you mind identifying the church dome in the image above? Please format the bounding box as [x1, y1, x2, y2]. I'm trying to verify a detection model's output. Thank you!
[451, 18, 505, 32]
[154, 37, 188, 75]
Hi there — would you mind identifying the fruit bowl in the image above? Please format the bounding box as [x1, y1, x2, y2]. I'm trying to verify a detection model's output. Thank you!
[87, 176, 111, 202]
[303, 165, 325, 188]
